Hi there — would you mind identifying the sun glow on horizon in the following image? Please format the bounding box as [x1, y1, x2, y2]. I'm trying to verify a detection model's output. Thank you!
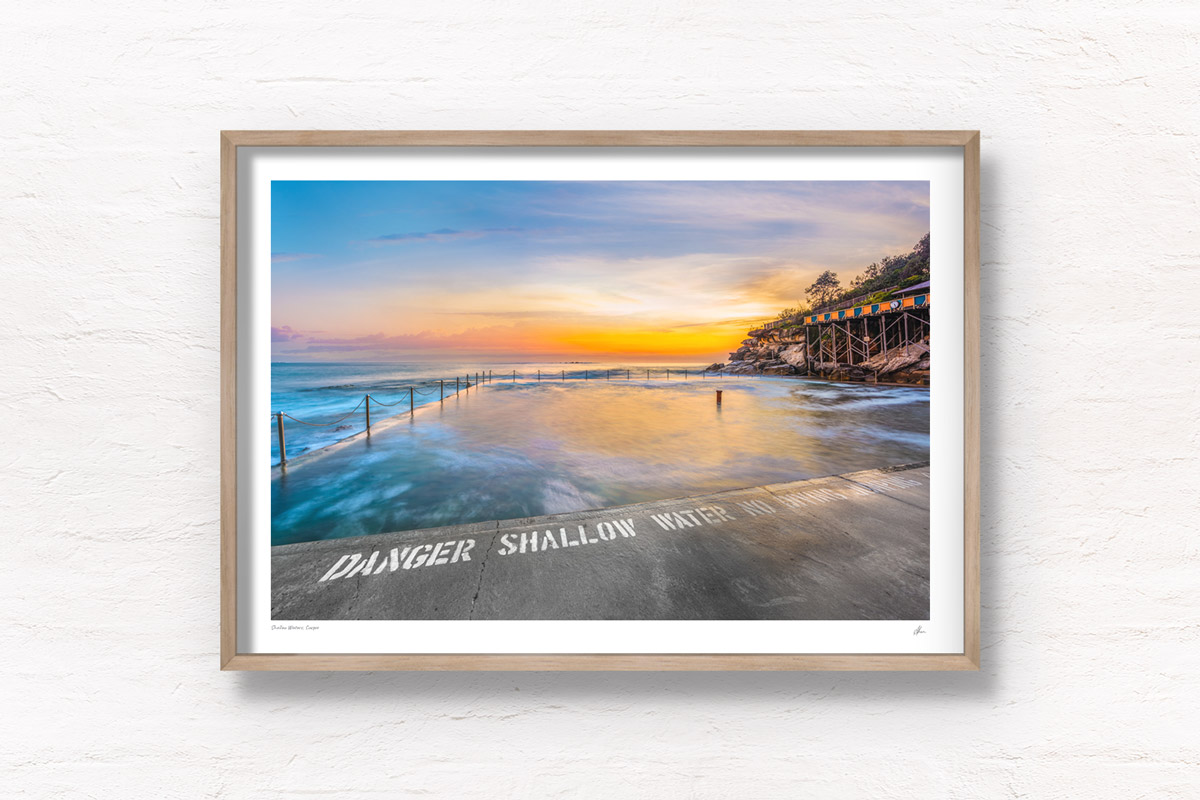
[271, 180, 929, 362]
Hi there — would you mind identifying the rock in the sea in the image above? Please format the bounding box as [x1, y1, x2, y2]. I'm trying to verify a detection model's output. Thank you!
[863, 343, 929, 376]
[778, 344, 808, 370]
[704, 362, 725, 372]
[761, 364, 796, 376]
[725, 362, 759, 375]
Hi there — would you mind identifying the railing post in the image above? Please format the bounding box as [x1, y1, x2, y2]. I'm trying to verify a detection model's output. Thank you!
[365, 394, 371, 435]
[276, 412, 287, 467]
[513, 370, 516, 381]
[585, 369, 588, 380]
[646, 369, 649, 380]
[456, 376, 460, 393]
[537, 369, 541, 381]
[440, 379, 444, 401]
[667, 368, 670, 380]
[627, 369, 630, 379]
[409, 386, 414, 414]
[561, 369, 564, 381]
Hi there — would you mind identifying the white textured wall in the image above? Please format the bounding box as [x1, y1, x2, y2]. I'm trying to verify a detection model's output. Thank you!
[4, 2, 1198, 797]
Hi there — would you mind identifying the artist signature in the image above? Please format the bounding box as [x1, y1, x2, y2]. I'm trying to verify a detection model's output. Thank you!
[913, 625, 926, 636]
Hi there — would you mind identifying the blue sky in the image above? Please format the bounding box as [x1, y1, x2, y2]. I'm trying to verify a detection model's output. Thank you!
[271, 180, 929, 361]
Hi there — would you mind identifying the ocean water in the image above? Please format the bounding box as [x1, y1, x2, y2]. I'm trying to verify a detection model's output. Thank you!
[270, 363, 930, 546]
[270, 362, 706, 464]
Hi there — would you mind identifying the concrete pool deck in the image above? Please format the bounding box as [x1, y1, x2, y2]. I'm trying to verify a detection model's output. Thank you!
[271, 462, 930, 621]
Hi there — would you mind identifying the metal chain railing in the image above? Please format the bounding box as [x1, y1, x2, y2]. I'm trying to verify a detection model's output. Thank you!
[280, 396, 367, 427]
[272, 367, 732, 467]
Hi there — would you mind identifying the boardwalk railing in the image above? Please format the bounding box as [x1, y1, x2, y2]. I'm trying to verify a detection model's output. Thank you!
[272, 367, 731, 466]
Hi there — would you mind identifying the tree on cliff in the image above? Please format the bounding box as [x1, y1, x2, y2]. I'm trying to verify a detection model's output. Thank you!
[834, 233, 931, 306]
[767, 233, 930, 320]
[805, 270, 842, 308]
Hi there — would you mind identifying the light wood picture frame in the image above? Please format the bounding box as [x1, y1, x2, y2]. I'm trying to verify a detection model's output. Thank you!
[221, 130, 980, 671]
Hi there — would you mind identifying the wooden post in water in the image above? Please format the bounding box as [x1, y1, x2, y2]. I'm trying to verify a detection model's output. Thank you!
[409, 386, 414, 414]
[716, 390, 722, 406]
[365, 395, 371, 435]
[276, 412, 287, 466]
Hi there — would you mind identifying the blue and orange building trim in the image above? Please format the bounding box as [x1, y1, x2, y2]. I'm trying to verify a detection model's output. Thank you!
[752, 293, 931, 334]
[808, 293, 930, 324]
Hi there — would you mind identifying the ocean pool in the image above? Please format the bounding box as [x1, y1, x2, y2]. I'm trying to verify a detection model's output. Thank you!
[271, 377, 929, 545]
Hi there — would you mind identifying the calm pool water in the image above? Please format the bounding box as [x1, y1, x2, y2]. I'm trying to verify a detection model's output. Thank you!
[270, 376, 929, 546]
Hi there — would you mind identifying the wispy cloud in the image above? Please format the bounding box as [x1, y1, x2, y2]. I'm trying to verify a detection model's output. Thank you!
[436, 309, 567, 319]
[271, 325, 305, 342]
[364, 226, 524, 245]
[271, 252, 320, 264]
[301, 324, 545, 354]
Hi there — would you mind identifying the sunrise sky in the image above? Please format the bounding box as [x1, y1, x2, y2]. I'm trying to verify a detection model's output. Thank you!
[271, 180, 929, 363]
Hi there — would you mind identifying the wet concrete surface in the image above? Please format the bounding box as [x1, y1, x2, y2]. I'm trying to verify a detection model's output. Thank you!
[271, 463, 929, 621]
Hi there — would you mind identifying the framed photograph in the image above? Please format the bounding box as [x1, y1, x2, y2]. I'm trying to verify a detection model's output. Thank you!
[221, 131, 979, 670]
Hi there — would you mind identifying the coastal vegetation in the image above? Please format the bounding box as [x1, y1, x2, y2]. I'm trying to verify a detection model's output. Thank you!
[812, 232, 930, 313]
[708, 234, 933, 384]
[769, 233, 929, 328]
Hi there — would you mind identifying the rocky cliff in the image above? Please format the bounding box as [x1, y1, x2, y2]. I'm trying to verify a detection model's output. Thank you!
[705, 330, 930, 385]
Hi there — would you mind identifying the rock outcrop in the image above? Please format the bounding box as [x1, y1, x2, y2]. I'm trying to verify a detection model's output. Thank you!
[778, 344, 808, 371]
[717, 321, 929, 385]
[862, 343, 929, 375]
